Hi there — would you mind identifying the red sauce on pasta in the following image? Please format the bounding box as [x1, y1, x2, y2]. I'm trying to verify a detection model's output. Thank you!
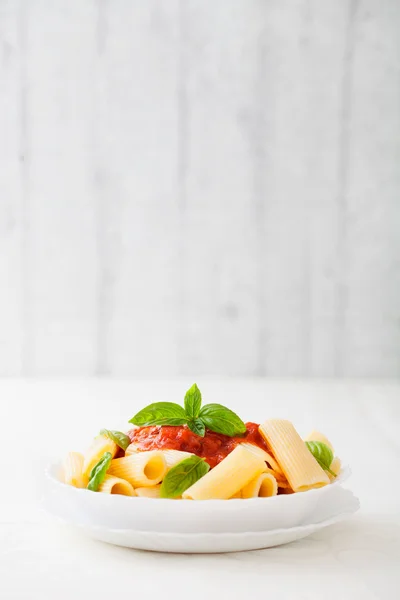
[127, 422, 268, 469]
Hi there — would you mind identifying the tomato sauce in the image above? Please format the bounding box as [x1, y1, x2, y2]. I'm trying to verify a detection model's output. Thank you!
[127, 422, 268, 468]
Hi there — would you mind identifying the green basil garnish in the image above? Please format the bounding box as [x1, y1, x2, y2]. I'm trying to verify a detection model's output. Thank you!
[306, 441, 336, 477]
[129, 402, 188, 427]
[199, 403, 247, 437]
[160, 455, 210, 498]
[129, 384, 246, 438]
[100, 429, 131, 451]
[184, 383, 202, 420]
[187, 418, 205, 437]
[87, 452, 112, 491]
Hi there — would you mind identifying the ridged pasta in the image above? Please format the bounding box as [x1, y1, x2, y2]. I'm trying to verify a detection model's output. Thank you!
[82, 435, 118, 478]
[125, 443, 139, 456]
[241, 473, 278, 498]
[229, 490, 242, 499]
[108, 451, 167, 487]
[159, 449, 194, 470]
[98, 474, 136, 496]
[259, 420, 330, 492]
[182, 445, 266, 500]
[135, 485, 161, 498]
[64, 452, 87, 488]
[239, 442, 283, 475]
[328, 456, 341, 480]
[304, 430, 334, 452]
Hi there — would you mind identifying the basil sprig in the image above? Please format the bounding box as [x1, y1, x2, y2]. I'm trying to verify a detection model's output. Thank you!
[129, 383, 246, 438]
[184, 383, 202, 419]
[130, 402, 188, 427]
[160, 455, 210, 498]
[100, 429, 131, 451]
[87, 452, 112, 491]
[199, 403, 246, 436]
[306, 441, 336, 477]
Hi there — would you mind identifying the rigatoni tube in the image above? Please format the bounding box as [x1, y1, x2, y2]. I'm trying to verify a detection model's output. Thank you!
[97, 474, 136, 496]
[182, 445, 266, 500]
[241, 473, 278, 498]
[259, 420, 330, 492]
[82, 435, 118, 478]
[108, 451, 167, 487]
[64, 452, 87, 488]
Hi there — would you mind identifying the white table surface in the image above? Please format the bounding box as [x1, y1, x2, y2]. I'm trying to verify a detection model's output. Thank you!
[1, 378, 399, 600]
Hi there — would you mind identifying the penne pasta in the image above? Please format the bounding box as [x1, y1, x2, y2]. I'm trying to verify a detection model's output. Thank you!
[259, 420, 330, 492]
[239, 442, 283, 475]
[82, 435, 118, 478]
[98, 474, 136, 496]
[304, 430, 334, 452]
[135, 485, 161, 498]
[108, 451, 167, 487]
[64, 452, 87, 488]
[182, 445, 266, 500]
[241, 473, 278, 498]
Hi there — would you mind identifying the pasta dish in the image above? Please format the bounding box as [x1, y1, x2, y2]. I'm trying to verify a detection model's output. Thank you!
[63, 384, 341, 500]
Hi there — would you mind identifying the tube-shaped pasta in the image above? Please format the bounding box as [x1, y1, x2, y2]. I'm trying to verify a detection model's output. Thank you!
[182, 445, 266, 500]
[82, 435, 118, 478]
[259, 420, 330, 492]
[241, 473, 278, 498]
[229, 490, 242, 499]
[64, 452, 87, 488]
[108, 451, 167, 487]
[239, 442, 283, 475]
[304, 430, 334, 452]
[277, 480, 291, 489]
[125, 443, 139, 456]
[328, 456, 341, 481]
[160, 449, 194, 470]
[135, 485, 162, 498]
[98, 474, 136, 496]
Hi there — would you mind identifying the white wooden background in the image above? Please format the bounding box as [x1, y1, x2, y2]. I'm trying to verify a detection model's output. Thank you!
[0, 0, 399, 378]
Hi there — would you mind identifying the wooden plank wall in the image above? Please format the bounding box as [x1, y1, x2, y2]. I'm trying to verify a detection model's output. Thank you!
[0, 0, 399, 377]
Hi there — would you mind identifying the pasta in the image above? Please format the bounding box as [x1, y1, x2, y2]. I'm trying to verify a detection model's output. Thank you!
[259, 420, 330, 492]
[125, 443, 139, 456]
[125, 446, 193, 471]
[182, 445, 267, 500]
[328, 456, 341, 480]
[98, 474, 136, 496]
[64, 452, 87, 488]
[239, 442, 283, 475]
[135, 485, 161, 498]
[82, 435, 118, 478]
[229, 490, 242, 499]
[241, 473, 278, 498]
[62, 383, 345, 502]
[159, 449, 194, 470]
[304, 430, 334, 452]
[108, 451, 167, 487]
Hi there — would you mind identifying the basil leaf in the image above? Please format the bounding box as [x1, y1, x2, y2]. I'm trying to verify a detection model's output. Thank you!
[87, 452, 112, 491]
[199, 403, 246, 437]
[129, 402, 188, 427]
[184, 383, 202, 420]
[160, 455, 210, 498]
[306, 441, 336, 477]
[187, 418, 206, 437]
[100, 429, 131, 451]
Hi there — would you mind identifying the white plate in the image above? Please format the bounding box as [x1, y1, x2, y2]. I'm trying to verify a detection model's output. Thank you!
[44, 462, 353, 535]
[44, 488, 360, 553]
